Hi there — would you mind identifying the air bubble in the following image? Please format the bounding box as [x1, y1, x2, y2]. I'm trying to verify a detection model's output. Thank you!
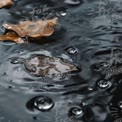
[66, 46, 78, 55]
[60, 11, 67, 16]
[69, 106, 83, 118]
[72, 107, 83, 115]
[118, 101, 122, 109]
[97, 80, 110, 89]
[33, 96, 54, 111]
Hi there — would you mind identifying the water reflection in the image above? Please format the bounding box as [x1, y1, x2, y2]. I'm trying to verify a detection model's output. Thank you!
[0, 0, 121, 122]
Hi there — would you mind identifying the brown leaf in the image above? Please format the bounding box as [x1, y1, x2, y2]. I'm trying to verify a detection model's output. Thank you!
[3, 17, 58, 38]
[0, 32, 24, 44]
[0, 0, 13, 8]
[24, 55, 79, 80]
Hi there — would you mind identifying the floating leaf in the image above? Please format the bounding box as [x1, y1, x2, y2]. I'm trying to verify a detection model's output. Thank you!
[0, 0, 13, 8]
[3, 17, 58, 38]
[0, 32, 24, 44]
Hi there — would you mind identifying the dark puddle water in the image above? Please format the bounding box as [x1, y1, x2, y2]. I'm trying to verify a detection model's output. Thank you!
[0, 0, 122, 122]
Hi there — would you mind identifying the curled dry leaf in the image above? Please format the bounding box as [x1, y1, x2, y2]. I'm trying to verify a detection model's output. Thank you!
[0, 32, 24, 44]
[3, 17, 58, 38]
[0, 0, 13, 8]
[0, 18, 58, 44]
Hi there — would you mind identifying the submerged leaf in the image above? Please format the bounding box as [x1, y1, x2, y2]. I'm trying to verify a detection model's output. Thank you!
[0, 0, 13, 8]
[3, 17, 58, 38]
[25, 55, 79, 78]
[0, 32, 24, 43]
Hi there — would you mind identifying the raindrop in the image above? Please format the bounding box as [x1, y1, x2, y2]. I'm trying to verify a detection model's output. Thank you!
[64, 0, 81, 6]
[69, 106, 83, 118]
[97, 80, 110, 89]
[26, 96, 54, 112]
[66, 46, 78, 55]
[33, 96, 54, 111]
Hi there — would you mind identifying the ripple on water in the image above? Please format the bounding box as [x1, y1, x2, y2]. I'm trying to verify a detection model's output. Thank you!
[0, 0, 122, 121]
[64, 0, 82, 6]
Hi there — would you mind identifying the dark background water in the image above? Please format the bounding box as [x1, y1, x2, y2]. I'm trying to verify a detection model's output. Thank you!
[0, 0, 122, 122]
